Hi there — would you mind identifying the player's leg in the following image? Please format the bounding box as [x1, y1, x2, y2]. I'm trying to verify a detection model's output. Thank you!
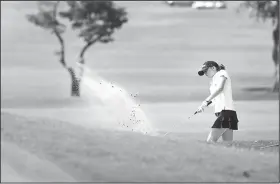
[206, 128, 227, 143]
[222, 129, 233, 142]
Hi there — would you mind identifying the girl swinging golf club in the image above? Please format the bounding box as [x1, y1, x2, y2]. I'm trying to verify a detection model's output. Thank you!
[197, 61, 239, 143]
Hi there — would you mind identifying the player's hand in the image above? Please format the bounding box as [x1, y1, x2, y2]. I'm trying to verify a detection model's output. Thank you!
[201, 100, 209, 108]
[196, 106, 204, 113]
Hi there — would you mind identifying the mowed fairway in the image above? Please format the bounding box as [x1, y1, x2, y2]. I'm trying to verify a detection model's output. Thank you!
[1, 1, 279, 182]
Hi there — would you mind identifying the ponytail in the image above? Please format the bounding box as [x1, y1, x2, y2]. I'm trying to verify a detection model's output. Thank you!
[219, 64, 226, 70]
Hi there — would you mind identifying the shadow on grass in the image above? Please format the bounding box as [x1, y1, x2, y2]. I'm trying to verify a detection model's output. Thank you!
[242, 87, 272, 92]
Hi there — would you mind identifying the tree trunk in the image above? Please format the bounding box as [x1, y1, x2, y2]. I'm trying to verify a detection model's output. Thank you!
[71, 77, 81, 97]
[272, 23, 279, 92]
[272, 63, 279, 92]
[68, 67, 81, 97]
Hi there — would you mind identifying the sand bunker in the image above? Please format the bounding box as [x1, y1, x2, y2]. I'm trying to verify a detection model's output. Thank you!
[1, 142, 75, 182]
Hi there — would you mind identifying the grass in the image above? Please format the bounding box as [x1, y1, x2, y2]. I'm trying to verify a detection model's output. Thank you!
[1, 112, 279, 182]
[216, 140, 279, 152]
[1, 2, 278, 105]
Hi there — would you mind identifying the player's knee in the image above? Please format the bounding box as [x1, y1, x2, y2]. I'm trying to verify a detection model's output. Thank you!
[206, 136, 218, 143]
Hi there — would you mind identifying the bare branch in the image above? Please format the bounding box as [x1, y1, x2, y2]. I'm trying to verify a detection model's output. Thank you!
[52, 1, 67, 68]
[76, 35, 102, 82]
[80, 35, 102, 59]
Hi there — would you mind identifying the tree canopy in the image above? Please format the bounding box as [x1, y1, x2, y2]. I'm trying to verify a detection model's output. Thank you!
[27, 1, 128, 43]
[237, 1, 278, 24]
[26, 1, 128, 97]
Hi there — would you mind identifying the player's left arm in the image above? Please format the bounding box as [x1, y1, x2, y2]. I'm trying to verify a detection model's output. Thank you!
[205, 75, 227, 103]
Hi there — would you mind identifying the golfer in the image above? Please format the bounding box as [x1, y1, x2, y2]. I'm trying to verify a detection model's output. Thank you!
[196, 61, 239, 143]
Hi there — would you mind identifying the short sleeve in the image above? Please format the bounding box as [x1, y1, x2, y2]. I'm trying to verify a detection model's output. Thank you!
[217, 70, 228, 79]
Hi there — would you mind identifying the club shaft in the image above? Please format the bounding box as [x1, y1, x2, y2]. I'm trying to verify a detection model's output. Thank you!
[164, 101, 212, 136]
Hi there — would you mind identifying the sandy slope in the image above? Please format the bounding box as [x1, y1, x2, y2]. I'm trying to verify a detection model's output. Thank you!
[2, 101, 278, 139]
[1, 112, 279, 182]
[1, 141, 75, 182]
[1, 161, 30, 182]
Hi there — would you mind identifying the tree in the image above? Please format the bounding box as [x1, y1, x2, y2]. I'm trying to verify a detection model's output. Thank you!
[26, 1, 128, 96]
[237, 1, 279, 92]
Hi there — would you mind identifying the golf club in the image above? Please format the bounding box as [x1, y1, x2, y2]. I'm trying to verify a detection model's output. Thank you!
[163, 101, 212, 137]
[188, 101, 212, 119]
